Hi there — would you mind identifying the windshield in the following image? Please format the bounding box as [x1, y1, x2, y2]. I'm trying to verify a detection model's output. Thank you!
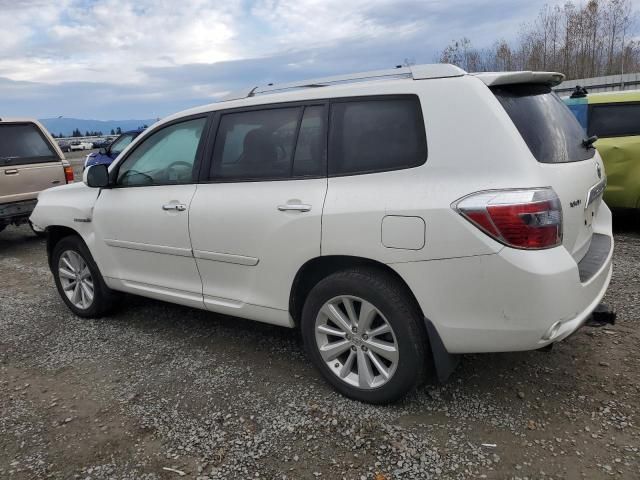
[0, 123, 58, 166]
[492, 84, 595, 163]
[109, 133, 136, 157]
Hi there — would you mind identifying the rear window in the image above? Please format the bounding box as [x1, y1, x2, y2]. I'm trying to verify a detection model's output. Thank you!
[492, 84, 595, 163]
[0, 123, 58, 167]
[328, 97, 427, 176]
[588, 103, 640, 137]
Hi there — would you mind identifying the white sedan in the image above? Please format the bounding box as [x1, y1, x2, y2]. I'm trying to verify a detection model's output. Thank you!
[69, 141, 93, 151]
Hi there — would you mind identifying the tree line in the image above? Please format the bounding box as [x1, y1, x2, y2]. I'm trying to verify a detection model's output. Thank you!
[438, 0, 635, 80]
[51, 125, 148, 138]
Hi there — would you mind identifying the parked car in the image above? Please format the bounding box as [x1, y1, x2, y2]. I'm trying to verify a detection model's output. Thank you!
[30, 64, 613, 404]
[84, 129, 144, 169]
[564, 88, 640, 210]
[69, 141, 93, 151]
[90, 138, 112, 149]
[1, 118, 74, 235]
[57, 140, 71, 153]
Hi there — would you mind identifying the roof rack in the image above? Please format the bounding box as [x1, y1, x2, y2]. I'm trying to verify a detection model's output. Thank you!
[219, 63, 466, 102]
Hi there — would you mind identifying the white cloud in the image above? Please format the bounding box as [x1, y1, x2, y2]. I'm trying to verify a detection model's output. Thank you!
[4, 0, 639, 119]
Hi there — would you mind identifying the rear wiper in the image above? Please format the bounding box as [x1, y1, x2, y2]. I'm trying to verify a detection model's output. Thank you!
[582, 135, 598, 149]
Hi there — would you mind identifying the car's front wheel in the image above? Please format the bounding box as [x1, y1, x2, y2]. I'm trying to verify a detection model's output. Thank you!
[51, 235, 117, 318]
[301, 268, 430, 404]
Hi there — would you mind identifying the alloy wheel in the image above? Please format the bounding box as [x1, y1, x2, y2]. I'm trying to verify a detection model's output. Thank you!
[58, 250, 94, 310]
[314, 295, 399, 389]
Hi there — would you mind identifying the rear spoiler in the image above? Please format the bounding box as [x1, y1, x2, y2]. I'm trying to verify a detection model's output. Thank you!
[472, 71, 565, 87]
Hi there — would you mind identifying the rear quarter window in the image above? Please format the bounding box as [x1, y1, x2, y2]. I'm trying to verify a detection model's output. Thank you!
[328, 96, 427, 176]
[588, 103, 640, 137]
[492, 84, 595, 163]
[0, 123, 59, 167]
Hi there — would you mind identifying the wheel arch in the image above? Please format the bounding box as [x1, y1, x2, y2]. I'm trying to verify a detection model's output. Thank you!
[46, 225, 82, 268]
[289, 255, 424, 325]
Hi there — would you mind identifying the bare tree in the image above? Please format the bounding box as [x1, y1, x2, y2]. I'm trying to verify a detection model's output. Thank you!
[435, 0, 637, 80]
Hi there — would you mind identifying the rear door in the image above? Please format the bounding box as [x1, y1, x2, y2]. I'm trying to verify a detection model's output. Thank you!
[0, 122, 65, 204]
[189, 103, 328, 321]
[492, 84, 604, 260]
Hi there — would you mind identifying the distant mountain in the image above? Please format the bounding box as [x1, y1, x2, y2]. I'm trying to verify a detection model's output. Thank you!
[39, 117, 156, 137]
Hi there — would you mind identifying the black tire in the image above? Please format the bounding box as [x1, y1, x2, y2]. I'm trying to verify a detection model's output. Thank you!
[51, 235, 118, 318]
[301, 267, 430, 404]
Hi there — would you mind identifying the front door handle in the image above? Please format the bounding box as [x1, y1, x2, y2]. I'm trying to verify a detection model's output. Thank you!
[4, 169, 18, 175]
[162, 203, 187, 211]
[278, 203, 312, 212]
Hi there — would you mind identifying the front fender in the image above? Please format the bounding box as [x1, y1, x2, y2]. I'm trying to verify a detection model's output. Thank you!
[30, 182, 100, 246]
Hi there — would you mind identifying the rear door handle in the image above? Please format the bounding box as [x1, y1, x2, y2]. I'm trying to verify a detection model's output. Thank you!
[278, 203, 312, 212]
[162, 203, 187, 211]
[4, 169, 18, 175]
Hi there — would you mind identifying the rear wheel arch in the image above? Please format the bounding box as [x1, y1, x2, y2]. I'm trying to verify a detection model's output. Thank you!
[289, 255, 425, 327]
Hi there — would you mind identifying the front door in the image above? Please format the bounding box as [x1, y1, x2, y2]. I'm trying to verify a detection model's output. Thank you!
[92, 116, 209, 308]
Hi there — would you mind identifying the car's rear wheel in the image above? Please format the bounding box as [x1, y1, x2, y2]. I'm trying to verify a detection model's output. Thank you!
[301, 268, 430, 404]
[51, 235, 117, 318]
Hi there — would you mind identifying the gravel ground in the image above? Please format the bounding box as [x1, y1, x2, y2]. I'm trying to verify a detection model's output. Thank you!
[1, 213, 639, 479]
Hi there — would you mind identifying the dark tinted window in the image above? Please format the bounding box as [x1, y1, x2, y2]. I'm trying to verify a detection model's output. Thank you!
[329, 97, 426, 175]
[211, 107, 301, 180]
[0, 123, 58, 166]
[589, 103, 640, 137]
[492, 84, 594, 163]
[293, 106, 325, 177]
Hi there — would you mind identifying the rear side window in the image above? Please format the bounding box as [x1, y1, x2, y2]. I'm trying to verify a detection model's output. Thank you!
[492, 84, 594, 163]
[589, 103, 640, 137]
[0, 123, 58, 166]
[210, 105, 326, 181]
[328, 97, 427, 176]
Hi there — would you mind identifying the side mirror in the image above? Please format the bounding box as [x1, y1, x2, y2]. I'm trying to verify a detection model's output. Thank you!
[84, 164, 110, 188]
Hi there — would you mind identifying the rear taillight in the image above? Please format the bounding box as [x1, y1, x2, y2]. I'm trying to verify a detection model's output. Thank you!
[63, 164, 74, 183]
[453, 188, 562, 249]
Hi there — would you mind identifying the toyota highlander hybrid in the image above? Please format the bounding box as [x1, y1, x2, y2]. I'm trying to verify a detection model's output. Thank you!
[30, 64, 613, 404]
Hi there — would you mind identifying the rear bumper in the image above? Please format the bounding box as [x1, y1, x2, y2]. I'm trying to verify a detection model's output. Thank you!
[0, 199, 38, 223]
[391, 208, 614, 354]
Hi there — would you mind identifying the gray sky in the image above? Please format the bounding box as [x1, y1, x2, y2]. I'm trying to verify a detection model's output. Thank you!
[0, 0, 636, 119]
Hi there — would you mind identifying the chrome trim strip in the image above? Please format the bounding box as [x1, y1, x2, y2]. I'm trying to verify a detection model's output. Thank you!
[104, 239, 193, 257]
[193, 250, 259, 266]
[586, 178, 607, 208]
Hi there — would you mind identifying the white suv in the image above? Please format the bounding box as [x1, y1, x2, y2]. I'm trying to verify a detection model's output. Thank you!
[30, 64, 613, 404]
